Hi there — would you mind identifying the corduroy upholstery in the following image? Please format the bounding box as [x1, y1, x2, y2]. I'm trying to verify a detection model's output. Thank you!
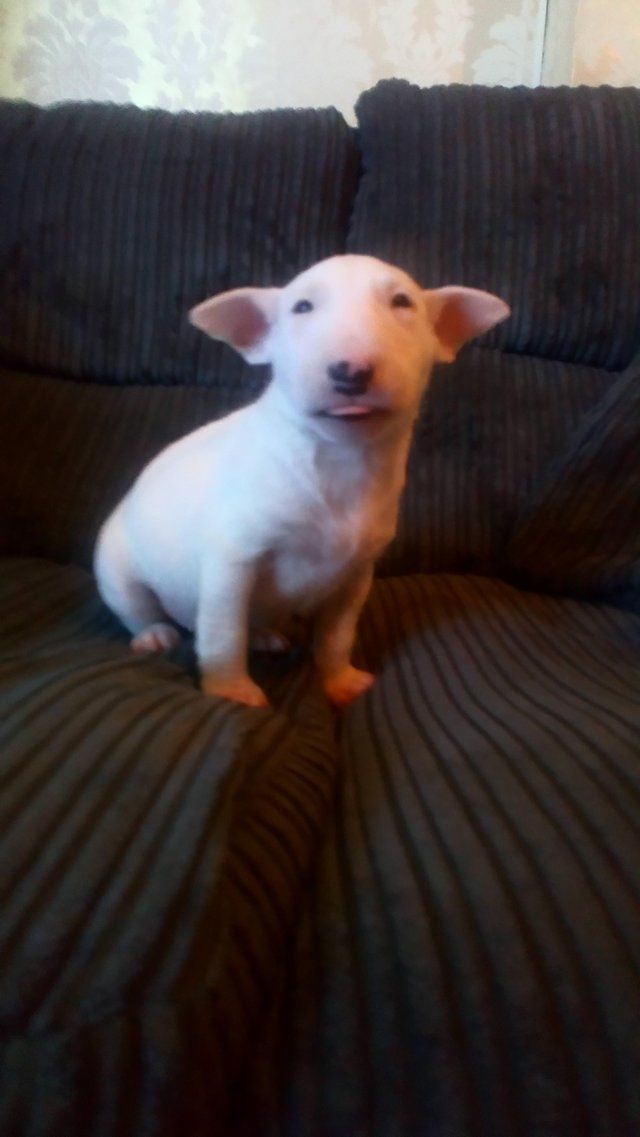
[0, 557, 338, 1136]
[381, 347, 611, 577]
[240, 574, 640, 1137]
[0, 351, 612, 573]
[0, 367, 241, 565]
[0, 100, 359, 387]
[349, 81, 640, 369]
[504, 352, 640, 606]
[1, 84, 639, 1137]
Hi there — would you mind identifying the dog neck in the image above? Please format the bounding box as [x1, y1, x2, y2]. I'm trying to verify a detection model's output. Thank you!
[256, 380, 416, 508]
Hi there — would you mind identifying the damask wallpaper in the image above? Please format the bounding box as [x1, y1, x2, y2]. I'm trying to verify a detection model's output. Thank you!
[0, 0, 637, 118]
[0, 0, 548, 115]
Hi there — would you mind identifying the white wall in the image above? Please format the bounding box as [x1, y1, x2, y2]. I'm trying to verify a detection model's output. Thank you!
[573, 0, 640, 85]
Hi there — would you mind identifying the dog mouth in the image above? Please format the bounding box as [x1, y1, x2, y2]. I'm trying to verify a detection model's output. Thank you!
[316, 403, 389, 420]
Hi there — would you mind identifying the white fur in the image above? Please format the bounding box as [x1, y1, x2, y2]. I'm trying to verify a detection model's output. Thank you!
[95, 255, 508, 707]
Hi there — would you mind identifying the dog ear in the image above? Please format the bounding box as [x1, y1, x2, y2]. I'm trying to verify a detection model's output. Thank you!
[189, 287, 280, 363]
[423, 287, 510, 363]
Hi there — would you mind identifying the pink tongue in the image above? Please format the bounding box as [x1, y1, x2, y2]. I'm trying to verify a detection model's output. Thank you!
[329, 404, 371, 417]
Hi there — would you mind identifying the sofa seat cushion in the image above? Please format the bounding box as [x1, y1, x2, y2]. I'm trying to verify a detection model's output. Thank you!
[0, 556, 339, 1136]
[242, 573, 640, 1137]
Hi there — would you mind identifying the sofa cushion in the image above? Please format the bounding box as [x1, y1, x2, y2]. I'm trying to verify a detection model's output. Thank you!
[0, 98, 359, 389]
[504, 353, 640, 610]
[240, 573, 640, 1137]
[0, 348, 611, 572]
[380, 347, 610, 577]
[349, 81, 640, 369]
[0, 367, 243, 566]
[0, 556, 339, 1136]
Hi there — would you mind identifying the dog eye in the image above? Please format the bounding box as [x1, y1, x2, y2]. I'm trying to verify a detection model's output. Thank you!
[292, 299, 313, 314]
[391, 292, 414, 309]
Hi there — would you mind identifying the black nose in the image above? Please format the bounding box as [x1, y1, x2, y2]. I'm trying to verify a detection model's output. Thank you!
[327, 360, 375, 395]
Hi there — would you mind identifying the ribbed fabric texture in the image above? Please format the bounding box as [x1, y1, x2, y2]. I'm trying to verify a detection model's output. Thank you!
[240, 574, 640, 1137]
[381, 347, 610, 577]
[0, 99, 359, 387]
[504, 354, 640, 607]
[0, 367, 250, 566]
[0, 557, 339, 1136]
[349, 81, 640, 369]
[0, 351, 611, 572]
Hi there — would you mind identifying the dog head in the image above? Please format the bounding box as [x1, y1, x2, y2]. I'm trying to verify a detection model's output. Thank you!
[190, 255, 509, 438]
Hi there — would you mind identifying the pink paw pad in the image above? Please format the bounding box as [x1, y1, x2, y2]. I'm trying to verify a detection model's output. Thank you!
[250, 630, 291, 654]
[131, 623, 181, 654]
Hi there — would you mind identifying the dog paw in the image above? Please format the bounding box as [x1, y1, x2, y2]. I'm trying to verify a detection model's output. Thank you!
[131, 623, 181, 654]
[322, 666, 375, 708]
[250, 630, 291, 654]
[200, 674, 270, 708]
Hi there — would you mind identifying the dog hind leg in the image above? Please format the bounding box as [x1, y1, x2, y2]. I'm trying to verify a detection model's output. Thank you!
[95, 520, 180, 653]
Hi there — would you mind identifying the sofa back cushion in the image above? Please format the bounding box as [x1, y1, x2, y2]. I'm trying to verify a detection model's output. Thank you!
[377, 348, 611, 578]
[0, 350, 612, 574]
[0, 367, 245, 566]
[349, 81, 640, 370]
[503, 354, 640, 609]
[0, 99, 359, 391]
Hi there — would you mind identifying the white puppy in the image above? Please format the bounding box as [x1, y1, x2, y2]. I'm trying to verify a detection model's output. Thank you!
[95, 255, 508, 707]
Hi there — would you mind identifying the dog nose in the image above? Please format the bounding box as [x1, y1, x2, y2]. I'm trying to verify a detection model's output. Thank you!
[327, 360, 375, 394]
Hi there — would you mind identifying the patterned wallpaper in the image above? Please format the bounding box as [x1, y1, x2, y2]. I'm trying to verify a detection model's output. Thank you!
[0, 0, 637, 119]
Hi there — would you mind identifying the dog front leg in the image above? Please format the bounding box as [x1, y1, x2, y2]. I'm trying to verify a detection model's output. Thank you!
[314, 566, 375, 708]
[197, 551, 268, 707]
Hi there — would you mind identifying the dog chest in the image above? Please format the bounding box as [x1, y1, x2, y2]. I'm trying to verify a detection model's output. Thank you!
[255, 507, 389, 615]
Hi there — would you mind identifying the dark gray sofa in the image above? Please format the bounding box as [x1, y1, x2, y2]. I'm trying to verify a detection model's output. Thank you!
[1, 81, 639, 1137]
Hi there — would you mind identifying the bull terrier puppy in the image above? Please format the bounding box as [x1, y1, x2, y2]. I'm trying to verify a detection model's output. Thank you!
[95, 255, 508, 707]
